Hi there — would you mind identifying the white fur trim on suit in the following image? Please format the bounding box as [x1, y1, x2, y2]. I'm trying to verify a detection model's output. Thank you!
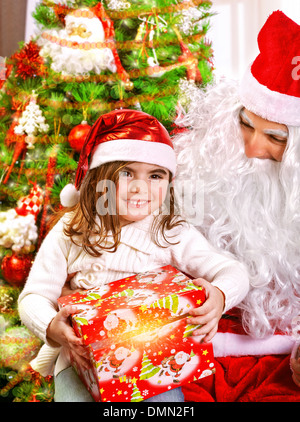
[212, 332, 295, 357]
[239, 66, 300, 126]
[90, 138, 177, 176]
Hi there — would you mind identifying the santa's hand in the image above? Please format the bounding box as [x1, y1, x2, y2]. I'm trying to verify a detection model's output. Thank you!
[46, 305, 90, 370]
[187, 278, 225, 342]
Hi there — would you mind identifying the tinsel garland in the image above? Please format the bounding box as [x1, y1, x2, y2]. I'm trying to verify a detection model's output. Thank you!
[40, 26, 205, 52]
[38, 84, 180, 111]
[0, 366, 53, 402]
[37, 145, 58, 245]
[41, 0, 211, 20]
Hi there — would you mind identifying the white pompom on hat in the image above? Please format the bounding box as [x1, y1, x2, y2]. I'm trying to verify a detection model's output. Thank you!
[60, 109, 176, 207]
[239, 11, 300, 126]
[60, 183, 80, 208]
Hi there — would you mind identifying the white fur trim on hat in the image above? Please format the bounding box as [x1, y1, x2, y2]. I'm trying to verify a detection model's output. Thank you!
[90, 138, 177, 176]
[239, 65, 300, 126]
[60, 183, 80, 207]
[212, 332, 295, 357]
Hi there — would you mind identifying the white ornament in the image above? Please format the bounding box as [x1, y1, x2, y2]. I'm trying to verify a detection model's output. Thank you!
[0, 209, 38, 252]
[106, 0, 131, 10]
[14, 91, 49, 148]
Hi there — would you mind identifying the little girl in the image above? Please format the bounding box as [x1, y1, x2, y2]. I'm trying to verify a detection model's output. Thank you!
[18, 109, 249, 402]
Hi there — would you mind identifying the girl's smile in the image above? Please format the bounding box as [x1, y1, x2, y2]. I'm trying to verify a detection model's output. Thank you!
[126, 199, 150, 209]
[116, 162, 170, 227]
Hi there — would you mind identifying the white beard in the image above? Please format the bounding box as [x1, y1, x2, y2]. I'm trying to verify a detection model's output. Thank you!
[173, 80, 300, 338]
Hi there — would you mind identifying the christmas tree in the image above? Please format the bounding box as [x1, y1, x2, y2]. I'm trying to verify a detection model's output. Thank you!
[140, 352, 160, 380]
[130, 383, 143, 402]
[0, 0, 213, 401]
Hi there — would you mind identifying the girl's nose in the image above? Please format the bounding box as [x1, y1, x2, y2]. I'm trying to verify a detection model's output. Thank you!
[129, 179, 147, 194]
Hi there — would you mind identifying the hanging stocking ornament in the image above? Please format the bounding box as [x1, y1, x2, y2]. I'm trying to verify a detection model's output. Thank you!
[15, 183, 44, 220]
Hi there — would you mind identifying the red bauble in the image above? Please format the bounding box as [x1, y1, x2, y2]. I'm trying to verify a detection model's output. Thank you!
[68, 121, 91, 153]
[1, 254, 33, 288]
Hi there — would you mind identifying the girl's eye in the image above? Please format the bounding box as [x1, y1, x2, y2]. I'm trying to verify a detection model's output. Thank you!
[150, 174, 163, 180]
[119, 170, 131, 178]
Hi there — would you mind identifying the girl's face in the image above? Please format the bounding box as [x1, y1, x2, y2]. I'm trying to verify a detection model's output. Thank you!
[116, 162, 170, 227]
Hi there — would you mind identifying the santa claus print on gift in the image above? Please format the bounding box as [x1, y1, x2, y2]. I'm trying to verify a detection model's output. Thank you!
[98, 346, 136, 379]
[159, 351, 192, 383]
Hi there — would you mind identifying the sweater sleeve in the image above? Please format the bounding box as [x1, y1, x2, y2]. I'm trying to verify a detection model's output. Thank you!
[18, 218, 70, 343]
[170, 223, 250, 313]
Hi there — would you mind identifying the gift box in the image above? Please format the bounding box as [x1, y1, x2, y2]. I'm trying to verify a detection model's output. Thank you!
[58, 265, 215, 402]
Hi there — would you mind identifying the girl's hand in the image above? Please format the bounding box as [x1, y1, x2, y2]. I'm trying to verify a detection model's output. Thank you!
[291, 346, 300, 387]
[187, 278, 225, 342]
[46, 305, 90, 370]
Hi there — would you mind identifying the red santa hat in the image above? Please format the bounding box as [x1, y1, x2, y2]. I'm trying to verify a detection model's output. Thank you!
[239, 11, 300, 126]
[60, 109, 176, 207]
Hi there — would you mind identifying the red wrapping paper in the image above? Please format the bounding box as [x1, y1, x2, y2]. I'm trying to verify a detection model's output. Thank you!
[58, 265, 215, 402]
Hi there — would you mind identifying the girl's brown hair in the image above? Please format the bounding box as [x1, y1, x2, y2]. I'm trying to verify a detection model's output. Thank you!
[50, 161, 184, 257]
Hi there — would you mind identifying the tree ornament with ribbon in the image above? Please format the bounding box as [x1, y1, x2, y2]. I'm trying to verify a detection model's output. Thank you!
[38, 144, 59, 246]
[92, 2, 134, 91]
[67, 108, 92, 153]
[3, 92, 49, 185]
[136, 14, 168, 78]
[173, 26, 203, 83]
[2, 98, 28, 185]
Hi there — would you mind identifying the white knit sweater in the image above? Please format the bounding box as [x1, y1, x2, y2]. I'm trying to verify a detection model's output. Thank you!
[18, 213, 249, 376]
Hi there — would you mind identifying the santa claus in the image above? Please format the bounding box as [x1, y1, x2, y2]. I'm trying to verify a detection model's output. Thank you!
[37, 7, 117, 76]
[173, 10, 300, 395]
